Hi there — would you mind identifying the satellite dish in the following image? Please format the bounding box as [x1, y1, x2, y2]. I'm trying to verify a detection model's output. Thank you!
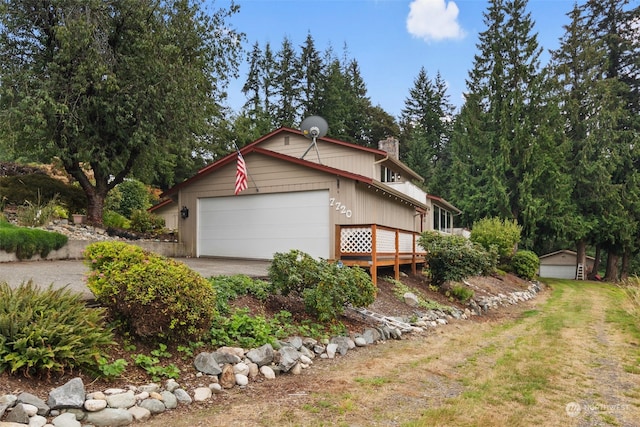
[299, 115, 328, 163]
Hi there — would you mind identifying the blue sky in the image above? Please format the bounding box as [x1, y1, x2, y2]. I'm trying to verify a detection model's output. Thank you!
[214, 0, 583, 118]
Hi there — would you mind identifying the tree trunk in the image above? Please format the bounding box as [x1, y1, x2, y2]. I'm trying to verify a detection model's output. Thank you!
[620, 248, 630, 281]
[604, 251, 620, 282]
[588, 245, 602, 280]
[576, 239, 587, 279]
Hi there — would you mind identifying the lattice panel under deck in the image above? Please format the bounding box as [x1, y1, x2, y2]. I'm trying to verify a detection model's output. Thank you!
[376, 229, 396, 252]
[340, 228, 372, 253]
[398, 233, 415, 252]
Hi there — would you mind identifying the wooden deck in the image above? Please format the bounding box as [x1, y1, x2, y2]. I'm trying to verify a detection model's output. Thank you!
[335, 224, 425, 285]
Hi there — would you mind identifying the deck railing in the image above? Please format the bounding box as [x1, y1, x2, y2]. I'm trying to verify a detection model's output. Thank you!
[335, 224, 426, 285]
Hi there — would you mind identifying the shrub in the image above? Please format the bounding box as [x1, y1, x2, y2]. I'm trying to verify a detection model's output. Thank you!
[0, 174, 85, 214]
[129, 209, 165, 233]
[510, 250, 540, 280]
[303, 262, 376, 322]
[419, 231, 495, 287]
[0, 281, 114, 376]
[107, 179, 152, 218]
[268, 249, 321, 296]
[448, 283, 475, 302]
[84, 242, 217, 342]
[269, 250, 376, 322]
[103, 210, 131, 229]
[209, 308, 277, 349]
[470, 217, 522, 262]
[0, 219, 68, 259]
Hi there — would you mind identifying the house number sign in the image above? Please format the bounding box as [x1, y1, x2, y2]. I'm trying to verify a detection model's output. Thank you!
[329, 198, 352, 218]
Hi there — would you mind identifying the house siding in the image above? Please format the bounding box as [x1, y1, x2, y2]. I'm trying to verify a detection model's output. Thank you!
[260, 134, 381, 179]
[176, 150, 423, 258]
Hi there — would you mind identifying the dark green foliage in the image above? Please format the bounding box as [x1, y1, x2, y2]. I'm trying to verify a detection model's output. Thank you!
[510, 250, 540, 280]
[0, 219, 68, 259]
[0, 281, 114, 376]
[419, 231, 495, 287]
[269, 250, 376, 322]
[129, 210, 165, 233]
[84, 242, 217, 342]
[0, 174, 86, 214]
[0, 0, 242, 223]
[111, 179, 152, 218]
[302, 262, 376, 322]
[268, 249, 321, 296]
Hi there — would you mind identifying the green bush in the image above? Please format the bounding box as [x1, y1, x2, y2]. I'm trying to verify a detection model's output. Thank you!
[509, 250, 540, 280]
[0, 174, 85, 214]
[0, 219, 68, 259]
[448, 283, 475, 302]
[269, 249, 321, 296]
[103, 210, 131, 229]
[0, 281, 114, 376]
[129, 209, 165, 233]
[108, 179, 152, 218]
[303, 262, 376, 322]
[470, 217, 522, 262]
[269, 250, 376, 322]
[209, 308, 277, 349]
[419, 231, 495, 287]
[84, 242, 217, 342]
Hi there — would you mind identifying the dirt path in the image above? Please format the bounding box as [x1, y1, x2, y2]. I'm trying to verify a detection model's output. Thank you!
[143, 281, 640, 427]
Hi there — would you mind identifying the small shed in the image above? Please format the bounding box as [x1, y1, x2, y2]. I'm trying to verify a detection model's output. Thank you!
[538, 250, 595, 279]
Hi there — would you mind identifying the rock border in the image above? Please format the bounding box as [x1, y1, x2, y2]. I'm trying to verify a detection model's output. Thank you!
[0, 282, 542, 427]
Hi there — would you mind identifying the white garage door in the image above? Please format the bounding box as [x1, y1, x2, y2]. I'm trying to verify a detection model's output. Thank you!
[197, 190, 330, 260]
[539, 265, 576, 279]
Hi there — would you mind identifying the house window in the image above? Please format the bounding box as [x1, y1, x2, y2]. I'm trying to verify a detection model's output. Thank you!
[433, 205, 453, 233]
[381, 166, 400, 183]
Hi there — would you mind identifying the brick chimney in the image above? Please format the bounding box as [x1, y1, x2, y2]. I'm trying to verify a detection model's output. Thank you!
[378, 137, 399, 160]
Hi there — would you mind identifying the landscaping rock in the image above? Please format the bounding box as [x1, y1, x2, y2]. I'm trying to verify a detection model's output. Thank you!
[48, 378, 85, 410]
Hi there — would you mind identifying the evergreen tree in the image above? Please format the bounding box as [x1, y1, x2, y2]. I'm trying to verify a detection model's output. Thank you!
[299, 33, 324, 118]
[274, 37, 302, 127]
[399, 68, 454, 192]
[448, 0, 569, 248]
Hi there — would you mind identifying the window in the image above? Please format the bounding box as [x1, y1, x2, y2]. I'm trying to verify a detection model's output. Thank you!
[433, 205, 453, 233]
[381, 166, 401, 183]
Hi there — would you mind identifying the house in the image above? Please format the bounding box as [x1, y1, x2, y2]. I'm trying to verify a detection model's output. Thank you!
[538, 250, 595, 279]
[152, 127, 460, 283]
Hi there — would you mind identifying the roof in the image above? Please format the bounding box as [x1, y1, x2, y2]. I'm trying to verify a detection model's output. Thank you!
[161, 127, 426, 203]
[539, 250, 595, 261]
[427, 194, 462, 214]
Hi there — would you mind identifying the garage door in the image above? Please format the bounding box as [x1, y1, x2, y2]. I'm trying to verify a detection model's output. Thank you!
[197, 190, 330, 259]
[539, 265, 576, 279]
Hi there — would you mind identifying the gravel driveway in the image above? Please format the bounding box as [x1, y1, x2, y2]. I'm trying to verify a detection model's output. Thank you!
[0, 258, 271, 300]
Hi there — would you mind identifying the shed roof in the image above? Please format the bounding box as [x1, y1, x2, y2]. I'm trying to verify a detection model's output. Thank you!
[539, 250, 595, 261]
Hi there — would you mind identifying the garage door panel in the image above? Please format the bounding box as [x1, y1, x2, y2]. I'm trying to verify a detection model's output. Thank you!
[197, 191, 329, 259]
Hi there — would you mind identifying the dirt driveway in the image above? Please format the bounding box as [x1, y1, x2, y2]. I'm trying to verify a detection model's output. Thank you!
[141, 280, 640, 427]
[0, 258, 270, 299]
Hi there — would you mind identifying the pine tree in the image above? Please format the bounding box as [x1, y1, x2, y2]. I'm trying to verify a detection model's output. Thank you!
[299, 33, 324, 118]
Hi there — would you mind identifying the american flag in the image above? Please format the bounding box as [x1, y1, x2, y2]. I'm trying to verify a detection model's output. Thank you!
[234, 152, 248, 195]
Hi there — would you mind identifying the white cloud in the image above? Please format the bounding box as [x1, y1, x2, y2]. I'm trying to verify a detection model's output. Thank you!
[407, 0, 466, 42]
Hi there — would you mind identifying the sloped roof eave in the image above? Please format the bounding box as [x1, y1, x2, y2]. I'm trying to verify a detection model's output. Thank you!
[366, 180, 428, 210]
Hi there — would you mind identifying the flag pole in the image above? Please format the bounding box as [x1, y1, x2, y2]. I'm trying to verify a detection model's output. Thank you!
[233, 143, 259, 193]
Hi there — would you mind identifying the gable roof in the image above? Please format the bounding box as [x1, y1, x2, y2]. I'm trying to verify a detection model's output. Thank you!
[427, 194, 462, 214]
[539, 250, 595, 261]
[162, 127, 425, 200]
